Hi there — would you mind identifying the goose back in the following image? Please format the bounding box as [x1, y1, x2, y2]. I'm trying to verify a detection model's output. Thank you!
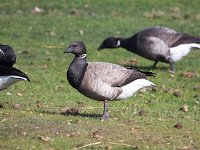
[137, 27, 200, 47]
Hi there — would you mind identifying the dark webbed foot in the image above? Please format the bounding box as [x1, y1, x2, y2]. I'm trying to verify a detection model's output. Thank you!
[152, 61, 158, 68]
[101, 100, 109, 121]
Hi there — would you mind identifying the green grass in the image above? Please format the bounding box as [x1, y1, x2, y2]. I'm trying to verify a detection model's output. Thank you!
[0, 0, 200, 149]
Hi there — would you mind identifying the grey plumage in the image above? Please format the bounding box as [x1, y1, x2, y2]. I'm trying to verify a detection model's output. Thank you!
[78, 62, 153, 100]
[98, 26, 200, 71]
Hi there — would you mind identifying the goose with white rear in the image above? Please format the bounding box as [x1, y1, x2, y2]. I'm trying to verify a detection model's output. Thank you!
[98, 26, 200, 71]
[0, 44, 16, 67]
[64, 41, 156, 120]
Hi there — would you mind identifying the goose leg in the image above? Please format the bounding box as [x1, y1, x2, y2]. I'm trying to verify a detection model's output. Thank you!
[169, 62, 176, 72]
[152, 61, 158, 68]
[101, 100, 109, 120]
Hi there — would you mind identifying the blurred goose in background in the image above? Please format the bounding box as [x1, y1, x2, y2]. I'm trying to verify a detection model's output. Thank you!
[98, 26, 200, 71]
[0, 44, 30, 91]
[64, 41, 156, 120]
[0, 44, 16, 67]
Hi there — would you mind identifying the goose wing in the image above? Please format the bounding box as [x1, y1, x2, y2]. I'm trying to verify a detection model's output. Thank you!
[85, 62, 147, 87]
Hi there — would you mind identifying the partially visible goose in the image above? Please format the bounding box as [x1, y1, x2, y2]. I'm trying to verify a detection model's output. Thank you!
[0, 65, 30, 91]
[0, 45, 29, 91]
[0, 44, 16, 67]
[98, 26, 200, 71]
[64, 41, 156, 120]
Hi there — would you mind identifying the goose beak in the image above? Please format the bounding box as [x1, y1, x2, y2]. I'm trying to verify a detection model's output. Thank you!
[64, 47, 72, 53]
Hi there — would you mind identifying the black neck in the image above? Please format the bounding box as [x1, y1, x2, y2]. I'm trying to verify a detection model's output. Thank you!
[67, 55, 88, 89]
[119, 34, 138, 52]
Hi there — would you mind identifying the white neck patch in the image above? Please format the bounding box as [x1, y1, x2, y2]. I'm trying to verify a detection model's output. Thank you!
[116, 40, 121, 47]
[0, 48, 4, 55]
[80, 54, 87, 59]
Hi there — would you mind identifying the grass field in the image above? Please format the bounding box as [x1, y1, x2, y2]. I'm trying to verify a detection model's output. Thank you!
[0, 0, 200, 149]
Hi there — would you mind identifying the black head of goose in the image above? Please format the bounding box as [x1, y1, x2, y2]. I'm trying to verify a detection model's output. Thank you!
[64, 41, 156, 120]
[0, 44, 16, 67]
[98, 26, 200, 71]
[0, 65, 30, 91]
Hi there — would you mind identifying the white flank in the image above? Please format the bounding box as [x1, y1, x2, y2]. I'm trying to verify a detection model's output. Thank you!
[116, 79, 155, 100]
[0, 76, 27, 91]
[169, 43, 200, 62]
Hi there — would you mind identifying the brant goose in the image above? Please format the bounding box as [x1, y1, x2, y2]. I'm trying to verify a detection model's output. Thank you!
[0, 65, 30, 91]
[0, 44, 16, 67]
[64, 41, 156, 120]
[98, 27, 200, 71]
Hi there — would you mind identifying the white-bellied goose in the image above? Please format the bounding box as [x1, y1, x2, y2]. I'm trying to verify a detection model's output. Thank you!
[0, 65, 30, 91]
[0, 44, 16, 67]
[64, 41, 156, 120]
[98, 26, 200, 71]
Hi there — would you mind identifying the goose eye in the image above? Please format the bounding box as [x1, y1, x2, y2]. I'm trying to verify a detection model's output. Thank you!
[72, 44, 78, 48]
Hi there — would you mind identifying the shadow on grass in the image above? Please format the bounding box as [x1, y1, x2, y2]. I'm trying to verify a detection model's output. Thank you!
[39, 110, 102, 119]
[61, 111, 102, 119]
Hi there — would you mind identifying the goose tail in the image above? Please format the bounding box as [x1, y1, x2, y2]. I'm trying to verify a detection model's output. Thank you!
[116, 79, 156, 100]
[126, 67, 156, 77]
[137, 70, 156, 77]
[169, 42, 200, 62]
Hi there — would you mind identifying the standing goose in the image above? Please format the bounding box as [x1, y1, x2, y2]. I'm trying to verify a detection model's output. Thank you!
[65, 41, 156, 120]
[0, 65, 30, 91]
[0, 44, 16, 67]
[98, 26, 200, 71]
